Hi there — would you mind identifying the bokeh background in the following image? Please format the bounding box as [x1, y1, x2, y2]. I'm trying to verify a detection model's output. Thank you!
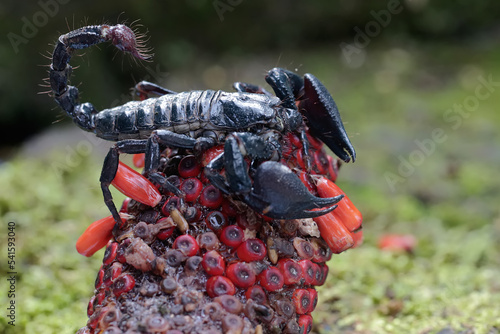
[1, 1, 499, 333]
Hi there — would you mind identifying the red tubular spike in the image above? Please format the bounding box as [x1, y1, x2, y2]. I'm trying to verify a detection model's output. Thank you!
[132, 153, 145, 168]
[112, 162, 162, 207]
[76, 215, 128, 257]
[313, 212, 354, 254]
[316, 176, 363, 232]
[202, 250, 226, 276]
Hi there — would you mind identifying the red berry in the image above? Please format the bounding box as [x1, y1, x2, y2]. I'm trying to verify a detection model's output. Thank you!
[103, 262, 123, 286]
[95, 267, 105, 289]
[299, 259, 315, 286]
[316, 263, 329, 286]
[245, 285, 267, 305]
[293, 289, 311, 315]
[161, 196, 182, 216]
[202, 250, 226, 276]
[173, 234, 199, 257]
[378, 234, 416, 253]
[205, 211, 228, 233]
[307, 288, 318, 313]
[116, 239, 130, 263]
[311, 239, 332, 263]
[236, 239, 267, 262]
[258, 267, 284, 292]
[298, 314, 313, 333]
[220, 225, 244, 248]
[206, 276, 236, 298]
[180, 178, 203, 202]
[103, 242, 118, 266]
[112, 274, 136, 297]
[178, 155, 201, 178]
[226, 262, 256, 288]
[277, 259, 303, 285]
[199, 185, 224, 209]
[156, 226, 175, 241]
[87, 296, 96, 317]
[112, 161, 162, 208]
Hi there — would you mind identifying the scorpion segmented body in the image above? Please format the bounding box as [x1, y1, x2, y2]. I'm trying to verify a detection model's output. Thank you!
[49, 24, 356, 224]
[88, 90, 283, 141]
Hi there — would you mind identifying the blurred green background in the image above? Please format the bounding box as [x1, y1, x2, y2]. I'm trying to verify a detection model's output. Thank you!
[0, 1, 499, 333]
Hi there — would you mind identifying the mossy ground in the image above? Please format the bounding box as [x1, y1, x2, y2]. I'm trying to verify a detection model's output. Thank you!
[1, 42, 499, 333]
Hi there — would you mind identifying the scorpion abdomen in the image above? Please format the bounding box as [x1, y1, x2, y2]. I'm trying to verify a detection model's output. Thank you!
[93, 90, 281, 141]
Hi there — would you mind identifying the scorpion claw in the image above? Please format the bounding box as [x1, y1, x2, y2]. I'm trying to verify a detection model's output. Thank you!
[243, 161, 343, 219]
[300, 74, 356, 163]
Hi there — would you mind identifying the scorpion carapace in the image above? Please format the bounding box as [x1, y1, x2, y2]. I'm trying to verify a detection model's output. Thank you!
[49, 24, 356, 225]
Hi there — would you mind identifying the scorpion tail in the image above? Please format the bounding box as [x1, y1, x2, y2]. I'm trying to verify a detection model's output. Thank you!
[49, 25, 150, 129]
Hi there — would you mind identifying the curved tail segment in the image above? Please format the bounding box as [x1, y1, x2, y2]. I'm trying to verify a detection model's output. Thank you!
[49, 25, 150, 130]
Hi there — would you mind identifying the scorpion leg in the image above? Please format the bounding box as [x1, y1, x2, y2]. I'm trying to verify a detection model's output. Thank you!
[134, 80, 177, 100]
[100, 140, 152, 224]
[265, 68, 313, 171]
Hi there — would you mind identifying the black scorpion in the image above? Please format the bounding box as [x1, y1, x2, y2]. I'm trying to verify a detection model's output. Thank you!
[49, 24, 356, 225]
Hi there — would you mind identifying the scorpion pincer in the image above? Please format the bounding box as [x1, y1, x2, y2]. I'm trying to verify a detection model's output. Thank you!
[49, 24, 356, 224]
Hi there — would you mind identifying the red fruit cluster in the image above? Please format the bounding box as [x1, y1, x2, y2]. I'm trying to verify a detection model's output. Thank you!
[77, 130, 362, 334]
